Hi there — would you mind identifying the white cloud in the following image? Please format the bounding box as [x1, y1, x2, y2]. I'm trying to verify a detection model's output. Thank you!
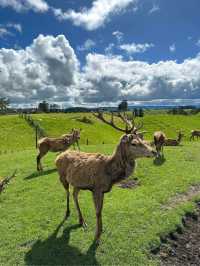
[77, 39, 96, 52]
[52, 0, 138, 30]
[169, 43, 176, 53]
[196, 39, 200, 47]
[112, 31, 124, 43]
[0, 27, 13, 38]
[105, 43, 115, 55]
[149, 3, 160, 14]
[78, 53, 200, 104]
[0, 34, 79, 105]
[7, 23, 22, 33]
[119, 42, 154, 54]
[0, 0, 49, 12]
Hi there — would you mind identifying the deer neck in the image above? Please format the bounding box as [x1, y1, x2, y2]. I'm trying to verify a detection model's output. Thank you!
[107, 144, 136, 184]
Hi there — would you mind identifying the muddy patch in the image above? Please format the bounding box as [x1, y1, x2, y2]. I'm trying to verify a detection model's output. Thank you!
[155, 202, 200, 266]
[117, 178, 140, 189]
[163, 184, 200, 210]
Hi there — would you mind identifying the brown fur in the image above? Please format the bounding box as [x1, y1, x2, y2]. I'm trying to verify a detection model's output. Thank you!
[37, 129, 81, 171]
[164, 131, 184, 146]
[154, 131, 166, 157]
[55, 134, 156, 243]
[190, 130, 200, 141]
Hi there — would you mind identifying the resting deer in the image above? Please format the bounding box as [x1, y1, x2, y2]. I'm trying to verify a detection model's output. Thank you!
[164, 131, 184, 146]
[56, 111, 156, 244]
[154, 131, 166, 157]
[37, 129, 81, 171]
[190, 130, 200, 141]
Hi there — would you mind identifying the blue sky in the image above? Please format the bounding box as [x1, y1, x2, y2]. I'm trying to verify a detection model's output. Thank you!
[0, 0, 200, 107]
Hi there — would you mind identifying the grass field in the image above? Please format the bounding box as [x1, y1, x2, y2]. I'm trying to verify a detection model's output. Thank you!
[33, 112, 200, 143]
[1, 113, 200, 265]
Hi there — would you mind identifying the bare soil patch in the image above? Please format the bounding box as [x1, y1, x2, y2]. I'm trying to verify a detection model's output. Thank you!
[117, 178, 140, 189]
[156, 202, 200, 266]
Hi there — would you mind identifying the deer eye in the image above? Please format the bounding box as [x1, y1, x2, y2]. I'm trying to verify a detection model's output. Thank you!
[131, 142, 137, 146]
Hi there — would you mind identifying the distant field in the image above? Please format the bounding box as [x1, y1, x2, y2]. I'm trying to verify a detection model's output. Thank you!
[1, 112, 200, 151]
[33, 113, 200, 143]
[0, 115, 35, 151]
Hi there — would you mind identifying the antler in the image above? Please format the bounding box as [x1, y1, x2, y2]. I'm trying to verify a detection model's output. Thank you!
[93, 111, 141, 134]
[117, 112, 143, 133]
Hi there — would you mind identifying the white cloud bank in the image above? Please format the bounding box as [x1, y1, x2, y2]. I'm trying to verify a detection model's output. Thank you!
[78, 53, 200, 104]
[1, 35, 200, 106]
[53, 0, 138, 30]
[0, 0, 49, 12]
[0, 35, 79, 105]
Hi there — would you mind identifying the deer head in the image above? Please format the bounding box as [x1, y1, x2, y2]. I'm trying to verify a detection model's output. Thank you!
[120, 134, 156, 159]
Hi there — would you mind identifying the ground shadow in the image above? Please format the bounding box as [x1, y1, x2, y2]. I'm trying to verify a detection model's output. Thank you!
[24, 168, 57, 180]
[153, 156, 166, 166]
[24, 220, 100, 266]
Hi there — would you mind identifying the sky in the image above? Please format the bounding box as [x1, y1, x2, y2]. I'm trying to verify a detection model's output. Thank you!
[0, 0, 200, 107]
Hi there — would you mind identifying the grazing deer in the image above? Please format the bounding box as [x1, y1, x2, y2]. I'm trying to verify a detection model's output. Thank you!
[56, 112, 156, 244]
[37, 129, 81, 171]
[164, 131, 184, 146]
[190, 130, 200, 141]
[154, 131, 166, 157]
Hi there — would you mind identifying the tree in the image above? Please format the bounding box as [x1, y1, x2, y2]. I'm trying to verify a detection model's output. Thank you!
[118, 100, 128, 111]
[133, 108, 139, 117]
[0, 97, 9, 113]
[138, 108, 144, 117]
[38, 101, 49, 113]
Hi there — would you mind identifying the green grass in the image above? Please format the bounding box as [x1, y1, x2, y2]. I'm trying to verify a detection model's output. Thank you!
[0, 115, 35, 151]
[1, 142, 200, 265]
[1, 113, 200, 151]
[33, 112, 200, 143]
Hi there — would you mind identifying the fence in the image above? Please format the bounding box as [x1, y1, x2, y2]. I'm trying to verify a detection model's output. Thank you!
[19, 113, 47, 148]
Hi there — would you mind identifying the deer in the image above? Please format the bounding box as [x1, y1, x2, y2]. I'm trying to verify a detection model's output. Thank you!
[153, 131, 166, 157]
[55, 111, 156, 244]
[164, 131, 184, 146]
[190, 130, 200, 141]
[37, 128, 81, 171]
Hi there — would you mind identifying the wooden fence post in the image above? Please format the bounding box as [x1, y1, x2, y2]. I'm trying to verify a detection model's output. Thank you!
[35, 126, 38, 149]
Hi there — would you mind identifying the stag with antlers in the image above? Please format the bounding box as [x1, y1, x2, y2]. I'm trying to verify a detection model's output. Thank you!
[37, 129, 81, 171]
[56, 111, 156, 244]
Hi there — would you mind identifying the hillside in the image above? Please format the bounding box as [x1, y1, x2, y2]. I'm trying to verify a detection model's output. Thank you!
[1, 113, 200, 151]
[0, 115, 35, 151]
[33, 113, 200, 144]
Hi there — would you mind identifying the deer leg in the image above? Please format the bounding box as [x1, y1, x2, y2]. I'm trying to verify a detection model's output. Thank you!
[37, 149, 48, 171]
[73, 187, 87, 229]
[93, 190, 104, 244]
[60, 178, 70, 219]
[37, 152, 43, 171]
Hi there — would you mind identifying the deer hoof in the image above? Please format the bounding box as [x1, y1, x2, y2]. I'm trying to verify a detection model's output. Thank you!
[80, 219, 87, 230]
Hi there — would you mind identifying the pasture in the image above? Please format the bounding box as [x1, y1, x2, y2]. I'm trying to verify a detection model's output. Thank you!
[1, 113, 200, 265]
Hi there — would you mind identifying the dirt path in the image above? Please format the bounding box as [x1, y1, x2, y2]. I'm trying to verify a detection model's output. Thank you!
[154, 182, 200, 266]
[163, 184, 200, 210]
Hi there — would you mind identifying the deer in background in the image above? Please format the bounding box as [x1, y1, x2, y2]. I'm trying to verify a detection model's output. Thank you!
[56, 111, 156, 244]
[154, 131, 166, 157]
[37, 128, 81, 171]
[164, 131, 184, 146]
[190, 130, 200, 141]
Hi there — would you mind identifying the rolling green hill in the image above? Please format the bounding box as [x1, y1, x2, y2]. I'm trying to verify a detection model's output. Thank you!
[33, 113, 200, 144]
[0, 115, 35, 151]
[1, 112, 200, 151]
